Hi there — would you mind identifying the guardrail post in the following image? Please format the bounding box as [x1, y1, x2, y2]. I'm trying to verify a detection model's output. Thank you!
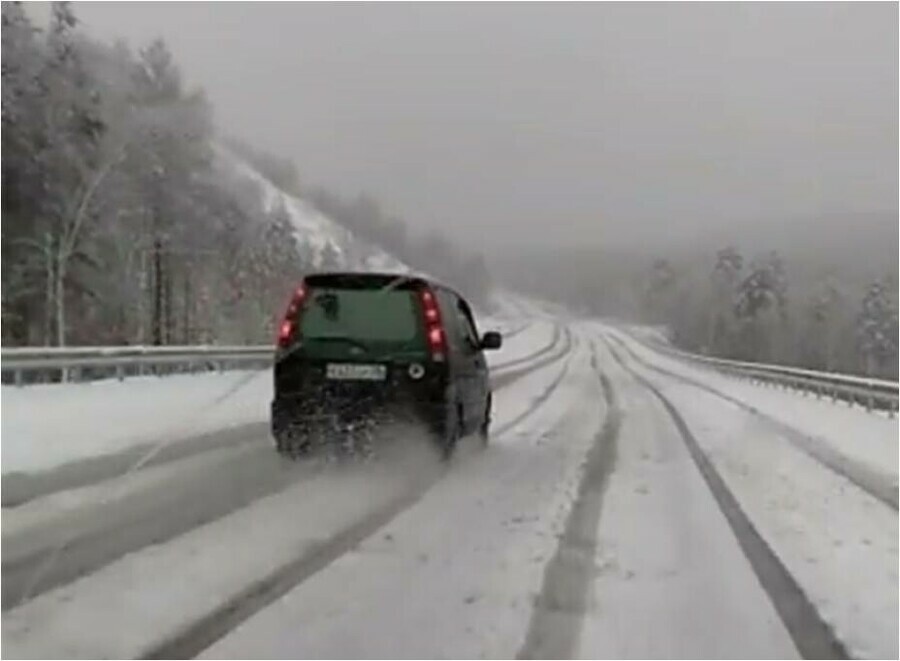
[15, 369, 23, 387]
[116, 364, 125, 381]
[866, 392, 873, 412]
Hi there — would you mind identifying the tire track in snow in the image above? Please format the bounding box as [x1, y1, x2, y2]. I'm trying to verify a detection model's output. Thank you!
[601, 335, 849, 660]
[492, 327, 573, 401]
[492, 337, 575, 438]
[518, 341, 620, 660]
[502, 321, 533, 340]
[606, 330, 898, 510]
[142, 333, 580, 660]
[3, 422, 269, 509]
[3, 367, 271, 509]
[2, 444, 323, 611]
[492, 323, 563, 375]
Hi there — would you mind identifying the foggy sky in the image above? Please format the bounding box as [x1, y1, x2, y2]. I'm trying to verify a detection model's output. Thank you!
[62, 2, 898, 250]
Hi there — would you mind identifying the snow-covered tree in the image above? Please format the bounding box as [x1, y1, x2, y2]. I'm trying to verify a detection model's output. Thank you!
[796, 278, 847, 371]
[735, 251, 787, 320]
[733, 252, 788, 362]
[643, 258, 677, 324]
[856, 278, 898, 377]
[707, 246, 743, 353]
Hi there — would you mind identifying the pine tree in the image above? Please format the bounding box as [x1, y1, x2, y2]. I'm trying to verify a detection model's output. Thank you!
[708, 246, 743, 354]
[799, 279, 845, 371]
[856, 278, 898, 377]
[643, 258, 677, 325]
[734, 252, 788, 361]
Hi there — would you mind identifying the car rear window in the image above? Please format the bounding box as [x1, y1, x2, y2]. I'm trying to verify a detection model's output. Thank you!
[299, 288, 420, 342]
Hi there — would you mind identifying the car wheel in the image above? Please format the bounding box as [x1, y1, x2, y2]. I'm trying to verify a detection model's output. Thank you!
[441, 405, 462, 460]
[274, 427, 310, 459]
[273, 427, 288, 454]
[479, 395, 492, 446]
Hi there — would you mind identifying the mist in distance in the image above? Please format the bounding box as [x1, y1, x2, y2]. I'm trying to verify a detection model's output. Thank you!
[62, 2, 898, 254]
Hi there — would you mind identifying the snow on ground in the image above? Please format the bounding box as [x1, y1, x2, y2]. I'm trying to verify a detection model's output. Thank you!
[5, 315, 895, 658]
[1, 308, 550, 477]
[491, 319, 556, 369]
[580, 345, 798, 659]
[665, 380, 897, 658]
[3, 323, 571, 554]
[1, 333, 582, 659]
[215, 146, 409, 273]
[202, 329, 599, 659]
[605, 326, 899, 483]
[608, 332, 898, 659]
[1, 370, 271, 476]
[3, 442, 258, 544]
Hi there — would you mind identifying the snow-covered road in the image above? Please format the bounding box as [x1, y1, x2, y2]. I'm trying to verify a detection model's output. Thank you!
[2, 311, 896, 659]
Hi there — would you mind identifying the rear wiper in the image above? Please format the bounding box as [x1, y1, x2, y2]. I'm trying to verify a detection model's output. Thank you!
[378, 275, 414, 295]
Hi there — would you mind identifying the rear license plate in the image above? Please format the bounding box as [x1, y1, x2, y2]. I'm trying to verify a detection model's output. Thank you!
[326, 363, 387, 381]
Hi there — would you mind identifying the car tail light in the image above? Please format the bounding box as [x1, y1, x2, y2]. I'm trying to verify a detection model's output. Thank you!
[277, 284, 307, 348]
[419, 287, 446, 362]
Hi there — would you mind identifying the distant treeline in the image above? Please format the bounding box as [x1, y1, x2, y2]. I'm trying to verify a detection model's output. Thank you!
[641, 248, 898, 379]
[497, 244, 897, 380]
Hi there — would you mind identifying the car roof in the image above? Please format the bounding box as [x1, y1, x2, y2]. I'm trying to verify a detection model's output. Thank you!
[303, 271, 466, 301]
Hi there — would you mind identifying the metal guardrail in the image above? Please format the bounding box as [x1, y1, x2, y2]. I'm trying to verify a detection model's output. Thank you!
[7, 333, 896, 417]
[1, 345, 273, 386]
[630, 333, 899, 416]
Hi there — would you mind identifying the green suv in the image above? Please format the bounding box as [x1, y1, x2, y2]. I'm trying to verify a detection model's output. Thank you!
[271, 272, 502, 457]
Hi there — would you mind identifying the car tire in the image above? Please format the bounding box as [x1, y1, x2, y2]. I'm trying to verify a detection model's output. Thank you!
[479, 395, 492, 446]
[440, 405, 462, 461]
[274, 427, 311, 459]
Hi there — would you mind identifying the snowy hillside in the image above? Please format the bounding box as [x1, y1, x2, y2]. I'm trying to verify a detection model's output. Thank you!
[212, 146, 509, 315]
[214, 145, 413, 275]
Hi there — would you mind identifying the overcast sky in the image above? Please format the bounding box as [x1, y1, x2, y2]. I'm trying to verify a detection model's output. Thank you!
[59, 2, 898, 250]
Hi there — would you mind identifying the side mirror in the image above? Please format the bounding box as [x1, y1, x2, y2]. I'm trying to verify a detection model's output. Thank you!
[480, 331, 502, 351]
